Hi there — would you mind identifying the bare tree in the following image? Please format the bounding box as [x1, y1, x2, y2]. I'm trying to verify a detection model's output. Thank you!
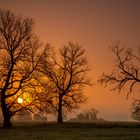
[0, 9, 45, 127]
[99, 42, 140, 96]
[99, 42, 140, 120]
[40, 42, 91, 123]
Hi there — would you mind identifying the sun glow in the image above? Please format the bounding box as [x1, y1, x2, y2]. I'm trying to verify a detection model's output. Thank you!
[17, 97, 23, 104]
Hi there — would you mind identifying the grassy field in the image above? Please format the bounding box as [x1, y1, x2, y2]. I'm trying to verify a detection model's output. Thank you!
[0, 122, 140, 140]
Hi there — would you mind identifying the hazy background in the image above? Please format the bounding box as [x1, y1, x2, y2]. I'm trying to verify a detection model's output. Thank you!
[1, 0, 140, 121]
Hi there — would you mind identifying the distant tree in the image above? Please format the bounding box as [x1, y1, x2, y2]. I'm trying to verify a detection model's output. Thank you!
[76, 108, 98, 122]
[33, 113, 47, 122]
[131, 100, 140, 121]
[68, 108, 98, 122]
[99, 42, 140, 120]
[14, 110, 32, 122]
[40, 42, 91, 123]
[0, 9, 46, 127]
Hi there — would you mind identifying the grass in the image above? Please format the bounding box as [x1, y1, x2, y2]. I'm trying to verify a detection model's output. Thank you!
[0, 122, 140, 140]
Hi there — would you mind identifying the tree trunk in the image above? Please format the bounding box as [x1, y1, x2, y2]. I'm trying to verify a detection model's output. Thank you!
[57, 95, 63, 123]
[1, 94, 12, 128]
[3, 113, 12, 128]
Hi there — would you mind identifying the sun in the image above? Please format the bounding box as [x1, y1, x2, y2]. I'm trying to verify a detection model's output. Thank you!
[17, 97, 23, 104]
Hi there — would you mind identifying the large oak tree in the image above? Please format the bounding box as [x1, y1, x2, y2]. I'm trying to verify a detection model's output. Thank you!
[0, 9, 45, 127]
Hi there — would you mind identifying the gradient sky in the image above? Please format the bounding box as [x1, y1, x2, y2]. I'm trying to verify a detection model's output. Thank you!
[1, 0, 140, 121]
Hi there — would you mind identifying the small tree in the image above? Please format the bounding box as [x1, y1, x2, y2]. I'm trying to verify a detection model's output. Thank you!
[40, 42, 91, 123]
[131, 100, 140, 121]
[76, 108, 98, 122]
[0, 9, 45, 127]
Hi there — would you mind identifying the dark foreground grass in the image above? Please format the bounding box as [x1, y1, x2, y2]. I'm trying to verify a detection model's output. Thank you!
[0, 122, 140, 140]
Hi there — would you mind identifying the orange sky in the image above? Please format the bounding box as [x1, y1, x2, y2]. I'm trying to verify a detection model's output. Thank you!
[1, 0, 140, 121]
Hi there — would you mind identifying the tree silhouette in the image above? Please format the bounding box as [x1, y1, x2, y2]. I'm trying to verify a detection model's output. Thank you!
[0, 9, 45, 127]
[40, 42, 91, 123]
[99, 42, 140, 120]
[100, 42, 140, 97]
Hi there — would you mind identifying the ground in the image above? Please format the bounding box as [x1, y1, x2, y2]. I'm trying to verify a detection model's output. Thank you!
[0, 122, 140, 140]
